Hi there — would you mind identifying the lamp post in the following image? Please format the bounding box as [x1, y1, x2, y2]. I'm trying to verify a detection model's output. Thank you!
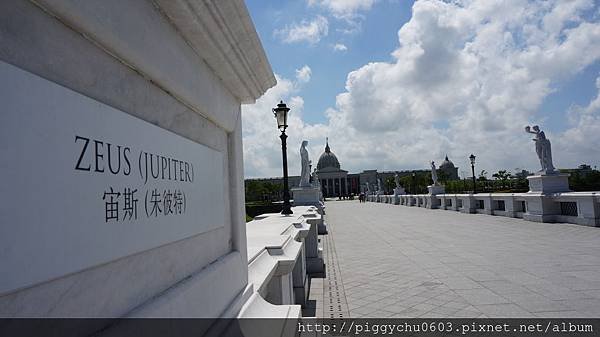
[273, 101, 293, 215]
[469, 154, 477, 194]
[412, 172, 416, 195]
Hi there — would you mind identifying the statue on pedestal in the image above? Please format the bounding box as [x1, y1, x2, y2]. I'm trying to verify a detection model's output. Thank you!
[431, 161, 440, 186]
[365, 182, 370, 194]
[299, 140, 311, 187]
[377, 178, 383, 194]
[393, 172, 406, 196]
[525, 125, 556, 174]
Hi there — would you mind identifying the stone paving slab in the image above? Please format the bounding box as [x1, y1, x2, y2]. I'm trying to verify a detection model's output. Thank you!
[324, 200, 600, 318]
[307, 228, 350, 318]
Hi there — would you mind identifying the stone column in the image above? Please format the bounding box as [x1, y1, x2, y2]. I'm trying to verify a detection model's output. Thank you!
[504, 196, 517, 217]
[460, 196, 477, 214]
[576, 195, 600, 226]
[481, 195, 493, 215]
[347, 178, 350, 195]
[450, 195, 459, 211]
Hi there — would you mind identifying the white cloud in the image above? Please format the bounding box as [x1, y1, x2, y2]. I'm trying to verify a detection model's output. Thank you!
[245, 0, 600, 178]
[555, 75, 600, 167]
[333, 43, 348, 51]
[295, 65, 312, 83]
[308, 0, 376, 35]
[308, 0, 377, 19]
[274, 16, 329, 45]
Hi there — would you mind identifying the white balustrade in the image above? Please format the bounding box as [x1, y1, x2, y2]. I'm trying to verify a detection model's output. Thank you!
[366, 190, 599, 227]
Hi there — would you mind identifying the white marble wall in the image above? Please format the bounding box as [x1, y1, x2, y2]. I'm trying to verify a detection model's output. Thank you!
[0, 0, 275, 321]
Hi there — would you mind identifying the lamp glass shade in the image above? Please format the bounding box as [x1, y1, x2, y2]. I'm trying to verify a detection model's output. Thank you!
[273, 101, 290, 131]
[469, 154, 476, 165]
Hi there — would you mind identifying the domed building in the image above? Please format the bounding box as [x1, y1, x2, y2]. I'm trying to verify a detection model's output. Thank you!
[315, 138, 356, 197]
[317, 141, 340, 170]
[439, 155, 459, 180]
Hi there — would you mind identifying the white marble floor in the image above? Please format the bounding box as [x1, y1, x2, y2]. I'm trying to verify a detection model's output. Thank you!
[324, 199, 600, 317]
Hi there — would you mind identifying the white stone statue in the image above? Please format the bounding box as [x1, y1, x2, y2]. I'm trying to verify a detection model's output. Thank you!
[525, 125, 556, 174]
[365, 182, 370, 194]
[377, 178, 382, 192]
[431, 161, 439, 186]
[393, 172, 406, 196]
[299, 140, 311, 187]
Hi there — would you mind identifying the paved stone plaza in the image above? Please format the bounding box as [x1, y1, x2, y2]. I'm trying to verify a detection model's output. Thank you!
[320, 200, 600, 318]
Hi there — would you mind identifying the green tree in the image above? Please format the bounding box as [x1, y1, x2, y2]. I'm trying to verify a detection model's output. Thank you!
[437, 170, 450, 184]
[245, 180, 282, 203]
[568, 170, 600, 191]
[478, 170, 488, 181]
[492, 169, 511, 181]
[399, 175, 413, 193]
[384, 177, 396, 194]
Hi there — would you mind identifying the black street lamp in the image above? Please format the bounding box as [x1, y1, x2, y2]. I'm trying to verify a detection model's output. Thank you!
[412, 172, 416, 195]
[469, 154, 477, 194]
[273, 101, 293, 215]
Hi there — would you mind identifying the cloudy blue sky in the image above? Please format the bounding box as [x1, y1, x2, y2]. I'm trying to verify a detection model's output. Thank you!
[242, 0, 600, 179]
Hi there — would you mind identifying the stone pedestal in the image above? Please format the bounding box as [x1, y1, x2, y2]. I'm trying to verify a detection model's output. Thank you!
[427, 185, 445, 195]
[292, 187, 321, 206]
[304, 220, 325, 275]
[425, 195, 441, 209]
[527, 174, 570, 194]
[524, 174, 570, 223]
[460, 196, 477, 214]
[522, 195, 558, 223]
